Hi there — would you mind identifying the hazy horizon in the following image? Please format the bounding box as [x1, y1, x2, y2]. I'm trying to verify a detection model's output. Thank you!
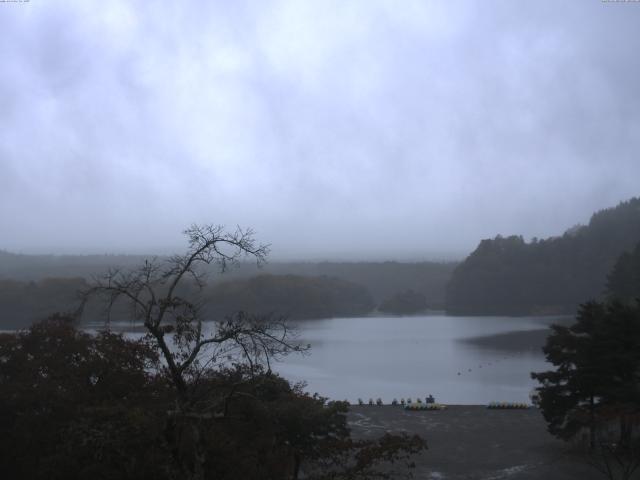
[2, 1, 640, 260]
[0, 194, 631, 262]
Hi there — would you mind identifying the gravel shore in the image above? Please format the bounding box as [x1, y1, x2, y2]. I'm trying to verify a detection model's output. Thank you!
[347, 405, 601, 480]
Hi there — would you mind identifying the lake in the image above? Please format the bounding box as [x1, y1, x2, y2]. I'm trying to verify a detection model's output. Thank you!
[271, 315, 567, 405]
[87, 314, 569, 405]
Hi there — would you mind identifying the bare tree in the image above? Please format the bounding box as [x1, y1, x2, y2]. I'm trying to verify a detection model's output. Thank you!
[588, 440, 640, 480]
[78, 224, 308, 480]
[79, 224, 306, 396]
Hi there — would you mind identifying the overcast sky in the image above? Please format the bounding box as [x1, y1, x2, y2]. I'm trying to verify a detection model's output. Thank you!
[1, 1, 639, 260]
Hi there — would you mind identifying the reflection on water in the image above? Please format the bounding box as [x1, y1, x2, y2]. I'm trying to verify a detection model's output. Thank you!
[88, 314, 570, 405]
[272, 315, 568, 404]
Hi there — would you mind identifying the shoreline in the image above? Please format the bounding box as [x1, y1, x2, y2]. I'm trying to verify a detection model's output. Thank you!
[459, 328, 552, 352]
[346, 405, 599, 480]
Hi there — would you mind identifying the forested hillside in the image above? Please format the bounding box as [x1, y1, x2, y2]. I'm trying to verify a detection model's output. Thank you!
[607, 240, 640, 303]
[204, 274, 375, 320]
[0, 251, 146, 280]
[0, 278, 87, 329]
[446, 197, 640, 315]
[0, 251, 455, 307]
[205, 261, 455, 308]
[0, 252, 455, 328]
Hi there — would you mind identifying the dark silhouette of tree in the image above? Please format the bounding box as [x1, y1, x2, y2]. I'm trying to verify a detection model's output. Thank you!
[0, 255, 456, 328]
[607, 241, 640, 304]
[0, 315, 426, 479]
[587, 439, 640, 480]
[79, 225, 304, 397]
[0, 315, 172, 480]
[78, 225, 308, 479]
[74, 224, 425, 479]
[531, 300, 640, 452]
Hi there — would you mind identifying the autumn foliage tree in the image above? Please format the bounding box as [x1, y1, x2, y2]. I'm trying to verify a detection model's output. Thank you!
[77, 225, 309, 479]
[0, 224, 425, 480]
[0, 315, 171, 479]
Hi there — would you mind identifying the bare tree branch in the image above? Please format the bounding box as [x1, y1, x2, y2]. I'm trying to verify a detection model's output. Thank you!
[77, 224, 303, 406]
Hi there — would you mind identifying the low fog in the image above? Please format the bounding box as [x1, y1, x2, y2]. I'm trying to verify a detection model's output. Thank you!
[1, 1, 639, 260]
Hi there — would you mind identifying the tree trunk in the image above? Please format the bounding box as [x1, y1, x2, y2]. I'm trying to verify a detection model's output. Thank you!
[590, 394, 596, 450]
[619, 415, 631, 448]
[292, 452, 301, 480]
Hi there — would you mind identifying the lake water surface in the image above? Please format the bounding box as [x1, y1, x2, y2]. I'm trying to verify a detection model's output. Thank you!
[88, 314, 568, 405]
[271, 315, 566, 405]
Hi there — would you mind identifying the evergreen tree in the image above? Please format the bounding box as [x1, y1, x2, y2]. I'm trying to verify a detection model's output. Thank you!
[607, 241, 640, 304]
[532, 301, 640, 449]
[448, 197, 640, 315]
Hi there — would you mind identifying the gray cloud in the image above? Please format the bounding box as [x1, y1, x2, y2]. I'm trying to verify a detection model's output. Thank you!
[1, 0, 639, 260]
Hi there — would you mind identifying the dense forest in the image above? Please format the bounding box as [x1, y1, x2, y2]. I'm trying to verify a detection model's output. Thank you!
[607, 240, 640, 304]
[0, 253, 455, 306]
[3, 197, 639, 325]
[203, 274, 375, 320]
[0, 254, 455, 328]
[0, 226, 429, 479]
[0, 250, 146, 280]
[0, 274, 375, 329]
[0, 319, 425, 479]
[446, 197, 640, 315]
[378, 289, 429, 315]
[0, 277, 87, 329]
[260, 261, 455, 307]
